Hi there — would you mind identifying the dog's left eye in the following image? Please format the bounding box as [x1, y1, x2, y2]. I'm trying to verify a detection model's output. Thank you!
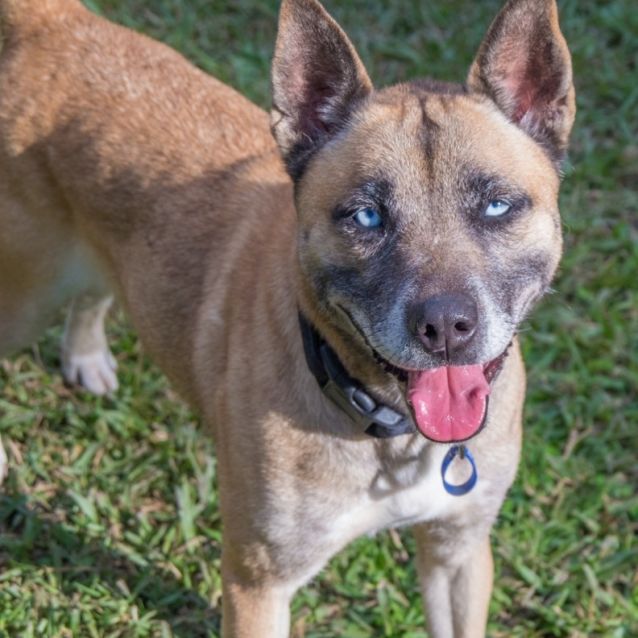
[484, 200, 512, 218]
[353, 207, 383, 229]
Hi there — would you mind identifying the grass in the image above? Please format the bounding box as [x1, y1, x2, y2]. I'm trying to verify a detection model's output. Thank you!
[1, 0, 636, 636]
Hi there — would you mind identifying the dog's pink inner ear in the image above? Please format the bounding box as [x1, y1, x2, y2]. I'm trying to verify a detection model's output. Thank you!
[499, 39, 568, 124]
[287, 58, 348, 135]
[467, 0, 575, 164]
[271, 0, 372, 178]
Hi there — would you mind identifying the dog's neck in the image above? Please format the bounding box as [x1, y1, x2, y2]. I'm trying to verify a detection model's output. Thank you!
[298, 313, 415, 439]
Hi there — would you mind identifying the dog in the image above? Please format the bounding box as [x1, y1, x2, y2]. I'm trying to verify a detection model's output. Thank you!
[0, 0, 575, 635]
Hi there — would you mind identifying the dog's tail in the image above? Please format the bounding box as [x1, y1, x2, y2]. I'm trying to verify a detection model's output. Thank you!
[0, 0, 79, 34]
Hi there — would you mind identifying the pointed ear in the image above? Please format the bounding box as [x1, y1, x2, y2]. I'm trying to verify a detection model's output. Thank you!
[271, 0, 373, 180]
[467, 0, 575, 164]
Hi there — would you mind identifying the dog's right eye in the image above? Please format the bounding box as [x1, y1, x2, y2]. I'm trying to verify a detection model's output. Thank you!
[353, 207, 383, 229]
[484, 199, 512, 218]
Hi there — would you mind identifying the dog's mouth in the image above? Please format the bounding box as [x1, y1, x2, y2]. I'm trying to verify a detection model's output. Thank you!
[405, 350, 510, 443]
[336, 305, 511, 443]
[375, 347, 510, 443]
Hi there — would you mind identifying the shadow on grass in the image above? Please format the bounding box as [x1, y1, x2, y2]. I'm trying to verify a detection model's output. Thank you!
[0, 490, 220, 637]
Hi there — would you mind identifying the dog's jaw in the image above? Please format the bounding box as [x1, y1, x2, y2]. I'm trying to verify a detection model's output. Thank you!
[317, 301, 512, 443]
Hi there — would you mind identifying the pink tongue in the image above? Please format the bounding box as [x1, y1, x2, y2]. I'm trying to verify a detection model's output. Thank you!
[407, 365, 490, 443]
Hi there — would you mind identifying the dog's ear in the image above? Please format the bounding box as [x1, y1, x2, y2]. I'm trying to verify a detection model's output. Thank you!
[271, 0, 372, 180]
[467, 0, 575, 164]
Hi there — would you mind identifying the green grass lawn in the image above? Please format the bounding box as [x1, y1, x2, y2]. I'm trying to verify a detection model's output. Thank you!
[1, 1, 636, 636]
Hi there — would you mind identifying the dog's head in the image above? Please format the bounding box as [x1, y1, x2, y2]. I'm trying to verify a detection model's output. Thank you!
[271, 0, 575, 443]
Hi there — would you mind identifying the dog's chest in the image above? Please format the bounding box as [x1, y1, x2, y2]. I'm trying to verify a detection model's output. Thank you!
[371, 457, 462, 531]
[328, 443, 480, 541]
[374, 473, 449, 529]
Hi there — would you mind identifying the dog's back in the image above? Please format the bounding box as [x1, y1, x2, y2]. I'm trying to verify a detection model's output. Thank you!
[0, 0, 286, 398]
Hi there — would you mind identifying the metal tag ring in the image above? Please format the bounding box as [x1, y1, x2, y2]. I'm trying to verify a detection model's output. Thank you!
[441, 445, 478, 496]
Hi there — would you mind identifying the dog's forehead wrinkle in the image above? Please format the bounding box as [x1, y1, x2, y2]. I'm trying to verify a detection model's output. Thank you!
[416, 95, 442, 183]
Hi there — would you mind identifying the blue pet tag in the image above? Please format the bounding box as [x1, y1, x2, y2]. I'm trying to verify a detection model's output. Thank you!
[441, 445, 477, 496]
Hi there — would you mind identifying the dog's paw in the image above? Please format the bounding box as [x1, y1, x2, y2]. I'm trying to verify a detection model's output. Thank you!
[63, 348, 119, 396]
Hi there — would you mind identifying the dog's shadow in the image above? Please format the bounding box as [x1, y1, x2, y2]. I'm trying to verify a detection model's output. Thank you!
[0, 489, 220, 637]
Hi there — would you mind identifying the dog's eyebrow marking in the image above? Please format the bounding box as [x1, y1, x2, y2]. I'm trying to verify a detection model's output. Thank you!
[463, 169, 530, 203]
[331, 178, 395, 221]
[360, 178, 394, 201]
[459, 167, 533, 237]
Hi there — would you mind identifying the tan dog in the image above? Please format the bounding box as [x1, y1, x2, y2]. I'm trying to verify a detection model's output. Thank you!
[0, 0, 574, 635]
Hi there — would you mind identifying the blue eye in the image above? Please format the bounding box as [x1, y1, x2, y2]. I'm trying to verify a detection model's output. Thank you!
[484, 200, 512, 218]
[353, 207, 383, 229]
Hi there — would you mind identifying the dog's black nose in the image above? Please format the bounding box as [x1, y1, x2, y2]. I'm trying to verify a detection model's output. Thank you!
[410, 293, 478, 355]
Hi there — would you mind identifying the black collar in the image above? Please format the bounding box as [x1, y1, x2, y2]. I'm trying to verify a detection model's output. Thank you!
[298, 313, 416, 439]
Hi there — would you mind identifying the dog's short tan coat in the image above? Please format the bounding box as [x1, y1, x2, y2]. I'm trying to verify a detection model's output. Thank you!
[0, 0, 574, 635]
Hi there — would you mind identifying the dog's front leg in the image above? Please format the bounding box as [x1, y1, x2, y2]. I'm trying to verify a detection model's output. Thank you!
[221, 552, 292, 638]
[413, 524, 493, 638]
[61, 294, 118, 395]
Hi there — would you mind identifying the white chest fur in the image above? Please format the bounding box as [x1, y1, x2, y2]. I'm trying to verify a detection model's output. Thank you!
[328, 442, 486, 545]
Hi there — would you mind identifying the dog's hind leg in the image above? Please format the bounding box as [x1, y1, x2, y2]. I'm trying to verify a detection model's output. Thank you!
[61, 294, 118, 396]
[413, 525, 493, 638]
